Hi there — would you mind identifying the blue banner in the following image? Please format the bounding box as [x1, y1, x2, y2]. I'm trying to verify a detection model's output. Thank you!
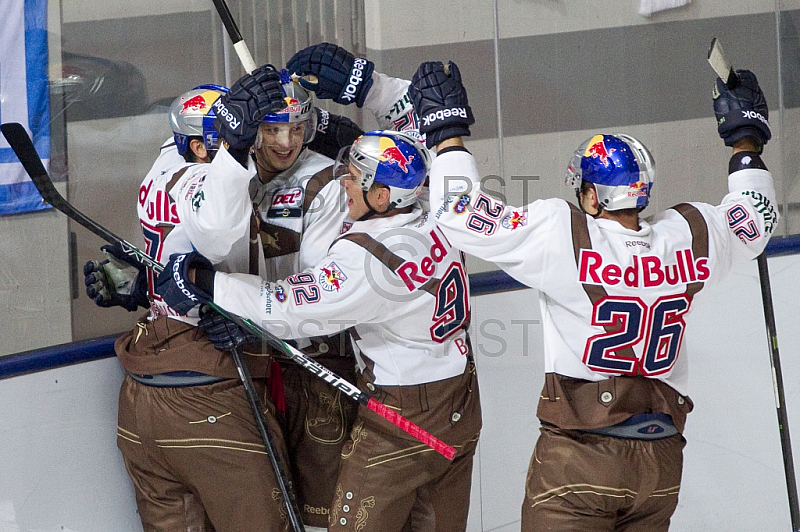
[0, 0, 50, 216]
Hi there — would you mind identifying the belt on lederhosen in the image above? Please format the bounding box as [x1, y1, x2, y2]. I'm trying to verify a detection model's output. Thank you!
[127, 370, 230, 387]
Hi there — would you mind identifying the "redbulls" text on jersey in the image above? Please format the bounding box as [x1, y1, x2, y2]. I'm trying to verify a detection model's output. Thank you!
[578, 248, 709, 288]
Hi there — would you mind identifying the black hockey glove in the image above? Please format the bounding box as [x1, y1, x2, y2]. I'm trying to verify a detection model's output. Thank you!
[286, 43, 375, 107]
[83, 244, 149, 312]
[154, 251, 215, 315]
[307, 108, 365, 160]
[408, 61, 474, 149]
[199, 306, 259, 351]
[713, 69, 771, 149]
[213, 64, 287, 162]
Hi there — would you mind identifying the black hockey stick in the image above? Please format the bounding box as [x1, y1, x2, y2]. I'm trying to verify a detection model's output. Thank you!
[210, 0, 258, 74]
[0, 121, 457, 460]
[708, 37, 800, 531]
[1, 121, 304, 530]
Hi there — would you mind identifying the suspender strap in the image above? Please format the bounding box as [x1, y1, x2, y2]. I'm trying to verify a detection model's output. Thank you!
[568, 203, 636, 360]
[249, 205, 260, 275]
[670, 203, 709, 299]
[302, 166, 336, 214]
[338, 232, 440, 296]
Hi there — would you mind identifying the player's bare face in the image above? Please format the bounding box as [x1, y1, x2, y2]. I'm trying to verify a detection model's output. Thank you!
[254, 122, 306, 177]
[341, 163, 371, 219]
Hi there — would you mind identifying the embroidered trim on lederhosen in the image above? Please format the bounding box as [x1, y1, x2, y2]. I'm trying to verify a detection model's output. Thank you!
[256, 166, 337, 259]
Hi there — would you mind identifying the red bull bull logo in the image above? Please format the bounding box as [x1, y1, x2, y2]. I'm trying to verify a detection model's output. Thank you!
[502, 210, 527, 230]
[180, 91, 218, 114]
[319, 262, 348, 292]
[628, 180, 648, 197]
[280, 97, 302, 114]
[378, 137, 414, 173]
[584, 134, 615, 167]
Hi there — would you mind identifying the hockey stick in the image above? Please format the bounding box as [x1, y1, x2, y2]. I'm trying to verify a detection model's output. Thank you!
[205, 3, 305, 530]
[0, 122, 457, 461]
[210, 0, 257, 74]
[708, 37, 800, 531]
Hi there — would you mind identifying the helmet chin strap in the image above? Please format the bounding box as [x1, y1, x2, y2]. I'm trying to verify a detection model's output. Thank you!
[357, 190, 396, 221]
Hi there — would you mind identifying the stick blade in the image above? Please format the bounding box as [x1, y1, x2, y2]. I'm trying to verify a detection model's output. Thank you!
[707, 37, 737, 88]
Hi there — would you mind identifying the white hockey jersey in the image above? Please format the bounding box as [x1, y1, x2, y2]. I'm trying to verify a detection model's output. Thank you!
[212, 206, 471, 386]
[137, 138, 257, 321]
[430, 149, 778, 396]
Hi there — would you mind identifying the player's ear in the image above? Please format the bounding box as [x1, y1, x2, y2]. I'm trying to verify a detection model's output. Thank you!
[579, 183, 600, 215]
[189, 138, 209, 162]
[375, 186, 392, 210]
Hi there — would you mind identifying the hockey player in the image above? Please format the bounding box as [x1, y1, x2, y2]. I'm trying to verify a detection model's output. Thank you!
[155, 129, 482, 532]
[91, 68, 295, 531]
[408, 60, 777, 531]
[196, 45, 428, 530]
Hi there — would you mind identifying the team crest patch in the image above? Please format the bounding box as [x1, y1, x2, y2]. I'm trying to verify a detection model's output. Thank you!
[319, 262, 347, 292]
[502, 211, 527, 230]
[340, 221, 353, 234]
[454, 194, 471, 214]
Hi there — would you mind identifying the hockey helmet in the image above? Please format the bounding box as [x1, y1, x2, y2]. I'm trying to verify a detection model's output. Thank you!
[169, 85, 228, 156]
[336, 130, 431, 209]
[259, 69, 317, 145]
[565, 134, 655, 211]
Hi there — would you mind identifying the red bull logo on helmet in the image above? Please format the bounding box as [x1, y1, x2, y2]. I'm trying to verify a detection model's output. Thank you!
[628, 180, 648, 197]
[584, 134, 615, 167]
[378, 137, 414, 173]
[179, 91, 219, 114]
[279, 97, 302, 114]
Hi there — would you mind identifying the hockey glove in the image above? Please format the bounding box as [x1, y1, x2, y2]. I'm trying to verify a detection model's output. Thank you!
[155, 251, 215, 315]
[408, 61, 474, 149]
[713, 69, 771, 149]
[307, 108, 365, 160]
[213, 64, 287, 162]
[286, 43, 375, 107]
[83, 244, 148, 312]
[199, 306, 259, 351]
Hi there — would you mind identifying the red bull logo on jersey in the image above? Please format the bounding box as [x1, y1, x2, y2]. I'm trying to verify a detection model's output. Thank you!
[378, 137, 414, 173]
[578, 248, 709, 288]
[585, 135, 615, 167]
[319, 262, 348, 292]
[501, 211, 527, 230]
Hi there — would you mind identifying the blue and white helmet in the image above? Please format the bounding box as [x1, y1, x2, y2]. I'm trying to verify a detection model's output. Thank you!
[337, 130, 432, 209]
[565, 133, 655, 211]
[260, 69, 317, 145]
[168, 85, 228, 156]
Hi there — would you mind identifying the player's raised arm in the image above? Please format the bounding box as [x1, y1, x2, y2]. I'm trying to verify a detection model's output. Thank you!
[408, 60, 565, 288]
